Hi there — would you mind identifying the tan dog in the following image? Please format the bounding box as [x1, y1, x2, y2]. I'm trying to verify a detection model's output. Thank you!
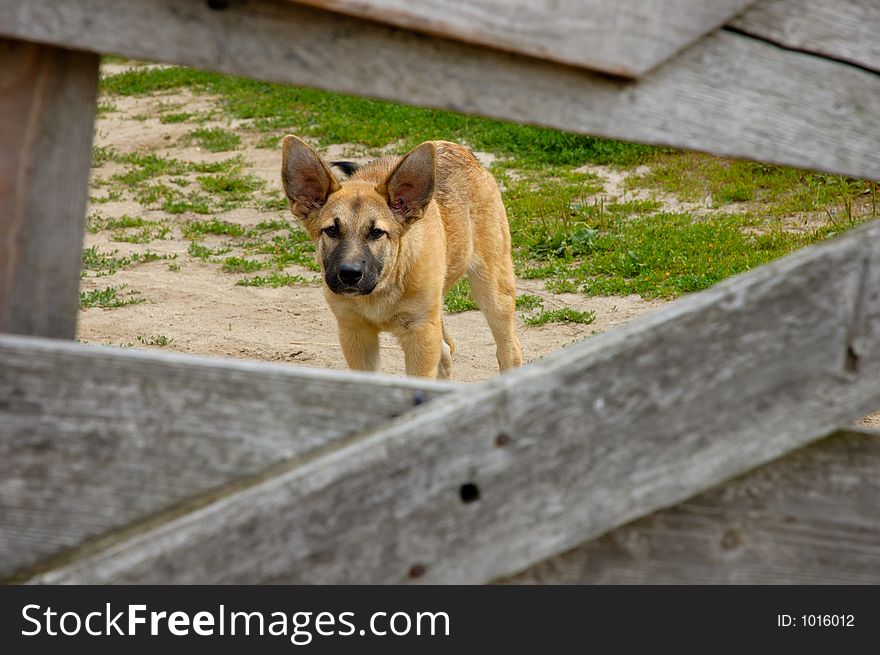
[281, 136, 522, 379]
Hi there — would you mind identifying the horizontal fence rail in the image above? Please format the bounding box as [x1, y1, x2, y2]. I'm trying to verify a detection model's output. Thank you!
[0, 345, 453, 579]
[19, 220, 879, 584]
[0, 0, 878, 180]
[288, 0, 757, 77]
[504, 427, 880, 584]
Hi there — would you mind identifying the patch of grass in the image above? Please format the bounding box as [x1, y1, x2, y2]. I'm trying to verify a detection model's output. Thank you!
[113, 153, 189, 186]
[518, 210, 836, 298]
[250, 230, 319, 271]
[631, 153, 875, 215]
[197, 171, 264, 204]
[257, 195, 290, 212]
[100, 66, 663, 168]
[137, 334, 172, 346]
[82, 246, 177, 277]
[160, 112, 192, 124]
[96, 101, 118, 116]
[185, 127, 241, 152]
[161, 191, 214, 215]
[92, 145, 117, 167]
[524, 308, 596, 326]
[168, 262, 181, 272]
[112, 224, 171, 243]
[444, 279, 478, 313]
[189, 156, 245, 174]
[182, 218, 246, 239]
[221, 256, 266, 273]
[515, 294, 543, 311]
[79, 285, 145, 309]
[255, 134, 281, 149]
[236, 272, 308, 287]
[187, 242, 233, 261]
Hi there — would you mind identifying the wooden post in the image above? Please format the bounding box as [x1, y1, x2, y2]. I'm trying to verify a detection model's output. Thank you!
[0, 39, 98, 338]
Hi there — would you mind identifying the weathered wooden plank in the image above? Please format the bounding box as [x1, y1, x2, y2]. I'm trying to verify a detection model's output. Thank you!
[29, 220, 880, 584]
[288, 0, 757, 77]
[1, 0, 878, 180]
[729, 0, 880, 74]
[0, 338, 454, 579]
[0, 39, 98, 338]
[503, 428, 880, 584]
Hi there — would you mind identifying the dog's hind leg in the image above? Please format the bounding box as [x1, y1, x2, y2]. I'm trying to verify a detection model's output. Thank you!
[438, 320, 455, 379]
[468, 258, 523, 372]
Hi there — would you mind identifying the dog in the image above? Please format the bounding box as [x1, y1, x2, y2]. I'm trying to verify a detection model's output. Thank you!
[281, 136, 522, 379]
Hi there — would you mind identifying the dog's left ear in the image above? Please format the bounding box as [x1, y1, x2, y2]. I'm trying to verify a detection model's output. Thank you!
[378, 142, 435, 223]
[281, 135, 340, 221]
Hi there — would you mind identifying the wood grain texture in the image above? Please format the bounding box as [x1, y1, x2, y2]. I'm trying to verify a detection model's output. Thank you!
[29, 220, 880, 584]
[288, 0, 757, 77]
[1, 0, 878, 180]
[0, 337, 454, 579]
[729, 0, 880, 74]
[0, 39, 98, 338]
[503, 428, 880, 584]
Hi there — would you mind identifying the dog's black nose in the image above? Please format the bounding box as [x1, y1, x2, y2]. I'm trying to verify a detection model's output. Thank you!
[338, 264, 363, 285]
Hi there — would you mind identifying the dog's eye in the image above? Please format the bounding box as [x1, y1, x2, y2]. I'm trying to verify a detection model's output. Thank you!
[368, 228, 386, 240]
[323, 225, 339, 238]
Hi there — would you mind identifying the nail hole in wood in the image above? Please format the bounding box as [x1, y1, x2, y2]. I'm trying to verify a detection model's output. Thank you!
[408, 563, 426, 579]
[459, 482, 480, 504]
[845, 346, 859, 373]
[495, 433, 510, 447]
[207, 0, 229, 10]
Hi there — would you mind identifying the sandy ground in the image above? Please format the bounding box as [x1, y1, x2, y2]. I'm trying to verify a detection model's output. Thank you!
[78, 74, 879, 425]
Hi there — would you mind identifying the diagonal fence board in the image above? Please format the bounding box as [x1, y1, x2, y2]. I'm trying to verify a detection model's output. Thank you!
[0, 39, 98, 339]
[29, 220, 880, 584]
[1, 0, 879, 180]
[729, 0, 880, 74]
[288, 0, 758, 78]
[503, 427, 880, 584]
[0, 339, 454, 579]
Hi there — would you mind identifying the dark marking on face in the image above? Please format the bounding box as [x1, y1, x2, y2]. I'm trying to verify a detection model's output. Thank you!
[323, 235, 384, 296]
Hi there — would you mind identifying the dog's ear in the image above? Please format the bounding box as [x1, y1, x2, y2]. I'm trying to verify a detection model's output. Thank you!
[378, 142, 435, 223]
[281, 135, 340, 220]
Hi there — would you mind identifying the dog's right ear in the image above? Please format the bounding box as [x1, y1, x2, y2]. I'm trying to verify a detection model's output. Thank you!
[281, 135, 340, 220]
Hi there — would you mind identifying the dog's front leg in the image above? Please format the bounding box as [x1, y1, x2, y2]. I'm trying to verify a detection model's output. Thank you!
[338, 319, 381, 372]
[396, 316, 443, 379]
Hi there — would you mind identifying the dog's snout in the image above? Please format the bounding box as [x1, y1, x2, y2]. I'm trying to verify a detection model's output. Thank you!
[338, 263, 363, 285]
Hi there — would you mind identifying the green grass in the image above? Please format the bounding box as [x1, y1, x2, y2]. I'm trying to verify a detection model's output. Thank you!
[444, 279, 478, 313]
[221, 256, 266, 273]
[630, 153, 876, 215]
[100, 66, 662, 168]
[137, 334, 173, 346]
[248, 230, 319, 271]
[188, 242, 233, 261]
[236, 272, 308, 287]
[160, 112, 192, 124]
[518, 210, 838, 298]
[81, 246, 176, 277]
[524, 308, 596, 326]
[515, 294, 543, 311]
[185, 127, 241, 152]
[97, 64, 877, 303]
[92, 145, 116, 167]
[197, 171, 264, 202]
[182, 218, 246, 239]
[80, 285, 145, 309]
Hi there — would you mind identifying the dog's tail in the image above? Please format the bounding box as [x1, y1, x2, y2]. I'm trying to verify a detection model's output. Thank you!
[330, 161, 360, 177]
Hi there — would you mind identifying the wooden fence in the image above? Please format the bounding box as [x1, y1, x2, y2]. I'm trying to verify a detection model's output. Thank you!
[1, 0, 878, 583]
